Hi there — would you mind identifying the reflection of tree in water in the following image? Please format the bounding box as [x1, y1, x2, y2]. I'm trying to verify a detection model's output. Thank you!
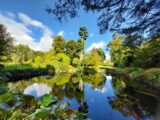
[109, 77, 159, 119]
[51, 85, 65, 101]
[83, 73, 106, 90]
[78, 102, 89, 119]
[64, 82, 75, 99]
[9, 73, 107, 119]
[8, 80, 34, 93]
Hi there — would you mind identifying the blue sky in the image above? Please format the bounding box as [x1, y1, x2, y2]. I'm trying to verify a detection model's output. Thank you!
[0, 0, 113, 58]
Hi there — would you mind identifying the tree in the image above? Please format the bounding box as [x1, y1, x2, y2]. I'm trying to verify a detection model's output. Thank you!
[12, 45, 35, 64]
[79, 27, 88, 41]
[134, 36, 160, 68]
[78, 26, 88, 65]
[47, 0, 160, 39]
[66, 40, 77, 64]
[107, 33, 127, 67]
[93, 48, 106, 61]
[53, 35, 65, 54]
[0, 24, 13, 62]
[56, 53, 71, 65]
[83, 48, 103, 67]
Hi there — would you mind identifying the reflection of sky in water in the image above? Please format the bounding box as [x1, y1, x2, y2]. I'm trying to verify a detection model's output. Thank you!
[64, 75, 134, 120]
[23, 83, 52, 98]
[85, 76, 134, 120]
[20, 74, 156, 120]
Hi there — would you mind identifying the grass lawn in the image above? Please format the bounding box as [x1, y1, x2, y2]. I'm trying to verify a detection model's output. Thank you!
[4, 64, 40, 71]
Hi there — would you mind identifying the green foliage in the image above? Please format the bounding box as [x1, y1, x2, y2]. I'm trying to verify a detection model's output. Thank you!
[103, 59, 113, 66]
[77, 38, 84, 53]
[95, 48, 106, 61]
[66, 40, 77, 59]
[79, 26, 88, 41]
[83, 48, 104, 67]
[0, 92, 85, 119]
[46, 65, 55, 75]
[12, 44, 35, 64]
[72, 58, 81, 67]
[107, 33, 126, 67]
[0, 24, 13, 62]
[133, 36, 160, 68]
[108, 33, 160, 68]
[53, 35, 65, 54]
[56, 53, 71, 64]
[40, 94, 55, 108]
[0, 92, 13, 103]
[142, 69, 160, 83]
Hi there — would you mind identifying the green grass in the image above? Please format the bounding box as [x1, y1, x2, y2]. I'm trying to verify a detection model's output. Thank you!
[4, 64, 41, 71]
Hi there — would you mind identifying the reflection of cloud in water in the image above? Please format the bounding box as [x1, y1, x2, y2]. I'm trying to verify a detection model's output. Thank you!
[93, 76, 112, 94]
[23, 83, 52, 98]
[106, 76, 112, 80]
[94, 87, 107, 93]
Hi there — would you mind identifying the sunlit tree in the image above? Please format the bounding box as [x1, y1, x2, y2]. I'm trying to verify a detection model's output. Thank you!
[53, 35, 65, 54]
[66, 40, 77, 64]
[12, 45, 35, 64]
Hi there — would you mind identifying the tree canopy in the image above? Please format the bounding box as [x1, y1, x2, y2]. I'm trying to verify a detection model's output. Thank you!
[108, 33, 160, 68]
[47, 0, 160, 39]
[53, 35, 65, 54]
[79, 26, 88, 41]
[12, 45, 35, 64]
[0, 24, 13, 62]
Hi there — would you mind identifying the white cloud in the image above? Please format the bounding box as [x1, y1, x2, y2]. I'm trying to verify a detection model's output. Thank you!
[87, 41, 106, 51]
[58, 30, 64, 36]
[90, 33, 94, 37]
[0, 12, 53, 51]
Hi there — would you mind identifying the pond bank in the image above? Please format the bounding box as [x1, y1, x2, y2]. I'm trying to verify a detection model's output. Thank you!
[101, 66, 160, 92]
[0, 65, 55, 81]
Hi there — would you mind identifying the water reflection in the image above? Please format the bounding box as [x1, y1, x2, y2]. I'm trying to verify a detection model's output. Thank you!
[8, 73, 160, 120]
[109, 76, 159, 120]
[23, 83, 52, 98]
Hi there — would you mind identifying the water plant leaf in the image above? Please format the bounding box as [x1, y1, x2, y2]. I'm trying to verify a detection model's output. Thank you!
[8, 110, 23, 120]
[35, 109, 50, 119]
[0, 92, 13, 103]
[40, 94, 53, 108]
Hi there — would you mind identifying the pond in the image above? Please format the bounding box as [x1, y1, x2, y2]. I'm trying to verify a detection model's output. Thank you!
[6, 73, 160, 120]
